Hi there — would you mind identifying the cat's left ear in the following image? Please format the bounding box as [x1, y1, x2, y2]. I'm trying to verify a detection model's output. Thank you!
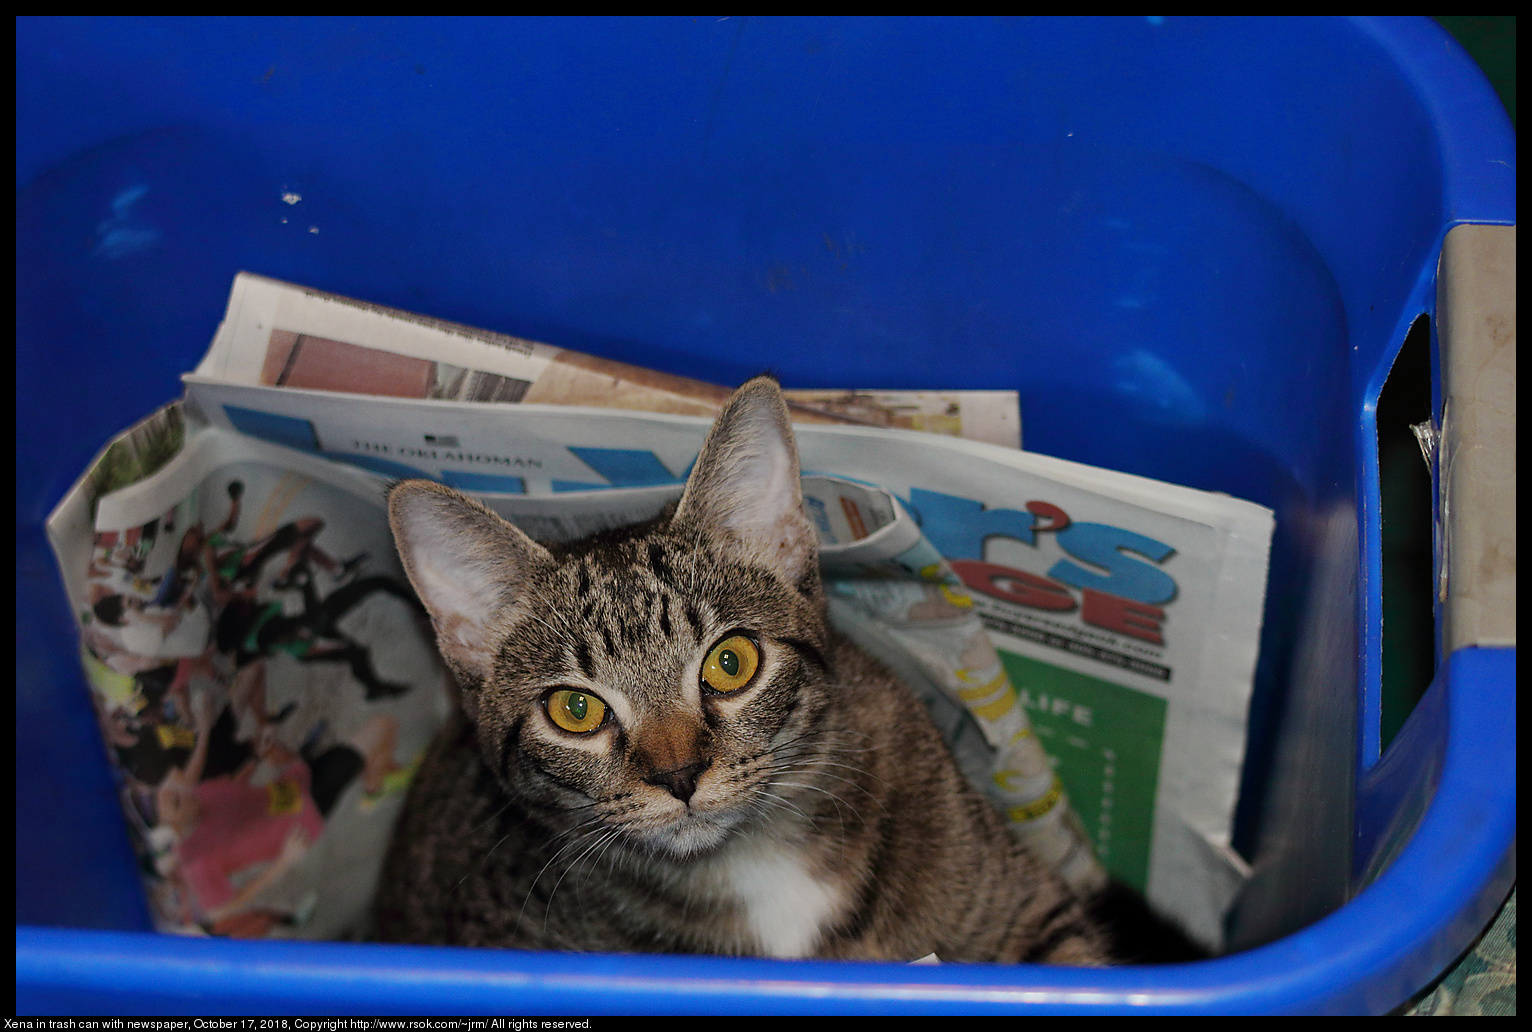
[672, 375, 819, 588]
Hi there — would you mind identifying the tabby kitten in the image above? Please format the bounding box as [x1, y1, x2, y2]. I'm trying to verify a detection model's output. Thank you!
[375, 376, 1108, 964]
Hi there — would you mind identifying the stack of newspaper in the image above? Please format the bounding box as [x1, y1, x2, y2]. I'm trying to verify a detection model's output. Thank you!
[48, 273, 1273, 953]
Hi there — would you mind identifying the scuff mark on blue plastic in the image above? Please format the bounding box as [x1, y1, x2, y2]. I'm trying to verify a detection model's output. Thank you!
[1111, 349, 1207, 425]
[93, 184, 161, 260]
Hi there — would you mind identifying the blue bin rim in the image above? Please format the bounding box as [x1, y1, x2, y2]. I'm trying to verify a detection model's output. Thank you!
[15, 648, 1515, 1014]
[1354, 16, 1515, 226]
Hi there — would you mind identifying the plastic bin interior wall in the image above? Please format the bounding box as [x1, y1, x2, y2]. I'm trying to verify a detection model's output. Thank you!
[16, 16, 1514, 1014]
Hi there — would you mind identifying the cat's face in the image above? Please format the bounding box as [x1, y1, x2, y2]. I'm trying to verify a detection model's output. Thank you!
[470, 520, 830, 857]
[390, 377, 832, 858]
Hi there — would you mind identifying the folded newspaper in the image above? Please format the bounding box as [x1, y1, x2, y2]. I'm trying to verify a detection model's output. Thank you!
[47, 273, 1273, 953]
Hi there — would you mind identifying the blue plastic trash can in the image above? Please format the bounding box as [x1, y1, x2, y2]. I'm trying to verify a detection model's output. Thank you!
[16, 16, 1514, 1014]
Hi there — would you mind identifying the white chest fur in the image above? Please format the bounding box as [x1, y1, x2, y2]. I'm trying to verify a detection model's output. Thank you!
[719, 839, 844, 958]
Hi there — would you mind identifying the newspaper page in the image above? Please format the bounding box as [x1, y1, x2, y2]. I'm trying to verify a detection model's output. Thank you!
[178, 375, 1273, 952]
[192, 272, 1021, 449]
[48, 407, 450, 939]
[805, 475, 1106, 894]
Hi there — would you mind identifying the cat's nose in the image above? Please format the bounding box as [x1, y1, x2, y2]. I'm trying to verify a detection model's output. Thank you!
[646, 759, 709, 803]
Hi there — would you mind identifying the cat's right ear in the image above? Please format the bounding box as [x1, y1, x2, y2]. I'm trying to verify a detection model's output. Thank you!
[671, 375, 819, 589]
[388, 480, 553, 688]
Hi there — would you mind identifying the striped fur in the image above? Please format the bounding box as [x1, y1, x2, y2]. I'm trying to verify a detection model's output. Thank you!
[375, 377, 1108, 964]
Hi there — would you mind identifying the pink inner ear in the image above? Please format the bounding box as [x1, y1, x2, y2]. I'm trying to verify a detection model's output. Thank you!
[674, 381, 820, 584]
[404, 546, 508, 685]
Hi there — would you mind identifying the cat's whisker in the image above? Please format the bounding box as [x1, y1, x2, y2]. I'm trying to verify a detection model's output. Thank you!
[768, 772, 855, 811]
[470, 793, 601, 840]
[768, 735, 881, 770]
[464, 798, 519, 838]
[777, 763, 888, 812]
[518, 610, 563, 637]
[752, 789, 813, 825]
[522, 806, 610, 861]
[769, 778, 871, 831]
[759, 776, 852, 839]
[778, 743, 882, 771]
[573, 824, 631, 910]
[762, 739, 891, 810]
[763, 751, 886, 802]
[545, 827, 622, 929]
[746, 792, 824, 840]
[451, 807, 590, 899]
[514, 820, 612, 937]
[773, 724, 876, 749]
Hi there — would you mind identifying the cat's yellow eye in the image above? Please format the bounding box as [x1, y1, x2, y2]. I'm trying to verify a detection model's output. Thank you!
[546, 689, 607, 733]
[702, 634, 760, 693]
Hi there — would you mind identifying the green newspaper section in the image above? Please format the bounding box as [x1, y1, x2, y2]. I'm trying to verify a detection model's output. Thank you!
[999, 649, 1166, 893]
